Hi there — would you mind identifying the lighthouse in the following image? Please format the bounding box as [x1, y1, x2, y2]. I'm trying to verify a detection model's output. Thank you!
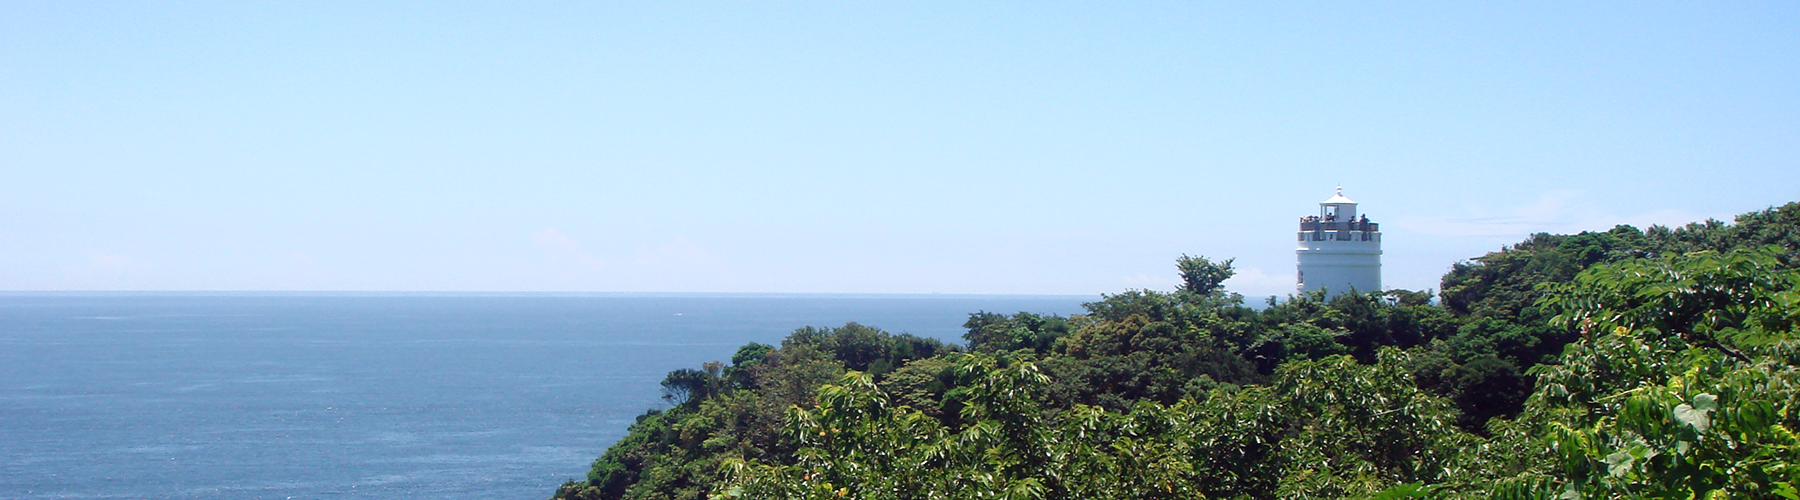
[1296, 187, 1381, 297]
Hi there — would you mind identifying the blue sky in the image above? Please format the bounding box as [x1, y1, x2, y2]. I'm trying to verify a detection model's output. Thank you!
[3, 2, 1796, 296]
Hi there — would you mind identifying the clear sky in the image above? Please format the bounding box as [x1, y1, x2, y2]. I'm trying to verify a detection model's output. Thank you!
[3, 2, 1796, 296]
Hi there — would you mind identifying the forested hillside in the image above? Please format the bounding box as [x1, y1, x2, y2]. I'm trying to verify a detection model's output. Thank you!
[552, 202, 1800, 499]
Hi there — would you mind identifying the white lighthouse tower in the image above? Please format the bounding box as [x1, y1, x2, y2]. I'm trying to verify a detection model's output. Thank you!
[1296, 187, 1381, 297]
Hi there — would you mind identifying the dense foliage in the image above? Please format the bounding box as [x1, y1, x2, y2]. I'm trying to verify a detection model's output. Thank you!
[553, 202, 1800, 499]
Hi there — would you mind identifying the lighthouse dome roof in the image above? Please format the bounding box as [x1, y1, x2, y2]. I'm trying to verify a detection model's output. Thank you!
[1322, 187, 1356, 204]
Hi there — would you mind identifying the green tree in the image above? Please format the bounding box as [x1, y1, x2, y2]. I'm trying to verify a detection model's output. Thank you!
[662, 361, 724, 406]
[1177, 254, 1236, 296]
[962, 311, 1070, 354]
[1489, 247, 1800, 498]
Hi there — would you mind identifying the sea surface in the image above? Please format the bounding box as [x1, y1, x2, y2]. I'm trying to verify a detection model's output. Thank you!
[0, 293, 1091, 500]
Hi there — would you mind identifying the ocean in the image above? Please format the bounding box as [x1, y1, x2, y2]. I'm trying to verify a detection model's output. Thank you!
[0, 293, 1091, 500]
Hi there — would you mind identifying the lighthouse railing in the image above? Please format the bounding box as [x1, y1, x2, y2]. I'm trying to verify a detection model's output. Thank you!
[1297, 221, 1379, 232]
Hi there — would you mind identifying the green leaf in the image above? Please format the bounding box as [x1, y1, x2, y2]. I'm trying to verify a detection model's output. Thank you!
[1674, 403, 1712, 432]
[1773, 482, 1800, 500]
[1606, 450, 1635, 478]
[1366, 482, 1434, 499]
[1691, 393, 1718, 411]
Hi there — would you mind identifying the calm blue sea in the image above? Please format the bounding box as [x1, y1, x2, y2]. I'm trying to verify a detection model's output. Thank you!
[0, 293, 1090, 500]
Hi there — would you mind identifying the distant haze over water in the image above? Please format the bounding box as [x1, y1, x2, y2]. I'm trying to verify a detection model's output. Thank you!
[1, 294, 1089, 499]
